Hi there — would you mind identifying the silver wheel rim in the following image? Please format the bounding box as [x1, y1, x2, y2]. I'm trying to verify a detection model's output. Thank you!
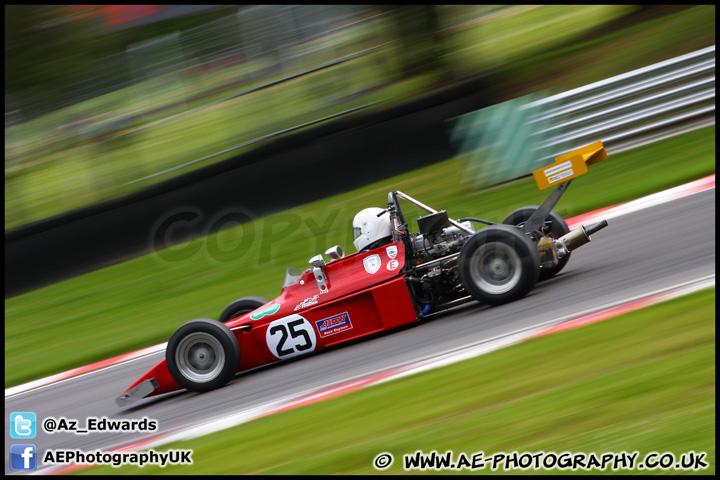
[175, 332, 225, 383]
[469, 241, 522, 295]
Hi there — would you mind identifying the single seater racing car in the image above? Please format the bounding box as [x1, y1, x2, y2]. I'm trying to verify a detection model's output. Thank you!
[116, 141, 610, 406]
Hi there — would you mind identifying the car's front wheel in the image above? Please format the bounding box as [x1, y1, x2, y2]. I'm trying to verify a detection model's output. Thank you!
[166, 319, 240, 392]
[458, 224, 540, 305]
[218, 296, 269, 323]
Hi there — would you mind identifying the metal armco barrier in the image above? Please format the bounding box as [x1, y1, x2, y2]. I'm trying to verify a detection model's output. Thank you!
[528, 45, 715, 161]
[451, 45, 715, 187]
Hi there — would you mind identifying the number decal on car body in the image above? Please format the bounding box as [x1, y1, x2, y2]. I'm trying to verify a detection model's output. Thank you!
[266, 314, 317, 359]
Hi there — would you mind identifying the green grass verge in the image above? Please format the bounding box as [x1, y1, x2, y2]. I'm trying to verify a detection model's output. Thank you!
[449, 5, 634, 74]
[473, 5, 716, 95]
[80, 287, 715, 475]
[4, 126, 715, 388]
[5, 5, 715, 231]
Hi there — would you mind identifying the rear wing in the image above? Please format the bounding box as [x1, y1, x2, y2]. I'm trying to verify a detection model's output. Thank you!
[533, 141, 608, 190]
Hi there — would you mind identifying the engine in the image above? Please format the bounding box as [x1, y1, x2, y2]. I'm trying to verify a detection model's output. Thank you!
[407, 211, 474, 308]
[409, 224, 472, 262]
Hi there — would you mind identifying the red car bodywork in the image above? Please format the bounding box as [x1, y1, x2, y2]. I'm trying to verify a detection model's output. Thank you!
[118, 143, 612, 406]
[121, 240, 418, 399]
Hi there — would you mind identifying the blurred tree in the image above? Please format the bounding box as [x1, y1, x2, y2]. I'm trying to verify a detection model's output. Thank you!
[5, 5, 105, 116]
[385, 5, 452, 83]
[5, 5, 238, 118]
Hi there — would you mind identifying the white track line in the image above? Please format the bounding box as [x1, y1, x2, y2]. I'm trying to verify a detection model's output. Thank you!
[43, 274, 714, 475]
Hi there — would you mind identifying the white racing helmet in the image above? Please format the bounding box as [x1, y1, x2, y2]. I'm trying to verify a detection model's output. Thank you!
[352, 207, 392, 251]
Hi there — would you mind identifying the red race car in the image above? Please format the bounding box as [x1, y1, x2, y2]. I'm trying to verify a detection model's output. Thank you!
[116, 142, 610, 406]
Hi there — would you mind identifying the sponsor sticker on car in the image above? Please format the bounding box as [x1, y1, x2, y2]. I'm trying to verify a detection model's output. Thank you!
[314, 312, 353, 338]
[363, 254, 381, 274]
[250, 304, 280, 320]
[294, 295, 319, 311]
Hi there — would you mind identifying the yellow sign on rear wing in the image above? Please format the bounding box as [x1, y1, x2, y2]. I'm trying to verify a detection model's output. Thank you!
[533, 141, 608, 190]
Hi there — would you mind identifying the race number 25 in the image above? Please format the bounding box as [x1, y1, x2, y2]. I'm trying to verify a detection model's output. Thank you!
[266, 315, 317, 359]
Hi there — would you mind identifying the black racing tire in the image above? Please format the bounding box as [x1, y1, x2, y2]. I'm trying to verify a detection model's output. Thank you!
[458, 224, 540, 305]
[218, 296, 269, 323]
[166, 318, 241, 393]
[502, 205, 571, 281]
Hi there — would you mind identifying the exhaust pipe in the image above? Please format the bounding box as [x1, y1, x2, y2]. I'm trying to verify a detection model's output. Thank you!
[555, 220, 608, 257]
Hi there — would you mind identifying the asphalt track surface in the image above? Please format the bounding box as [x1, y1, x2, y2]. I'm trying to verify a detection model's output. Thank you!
[4, 188, 715, 475]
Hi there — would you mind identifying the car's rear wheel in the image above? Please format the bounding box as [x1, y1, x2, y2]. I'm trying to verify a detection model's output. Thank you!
[502, 205, 570, 281]
[218, 296, 269, 323]
[166, 319, 240, 392]
[458, 224, 539, 305]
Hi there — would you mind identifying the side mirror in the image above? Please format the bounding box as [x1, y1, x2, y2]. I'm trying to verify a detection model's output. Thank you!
[309, 254, 325, 268]
[324, 245, 344, 261]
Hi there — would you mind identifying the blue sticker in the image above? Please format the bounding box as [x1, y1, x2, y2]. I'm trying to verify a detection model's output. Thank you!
[315, 312, 353, 338]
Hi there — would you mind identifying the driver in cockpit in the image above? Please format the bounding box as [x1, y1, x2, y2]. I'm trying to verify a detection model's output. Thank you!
[352, 208, 392, 253]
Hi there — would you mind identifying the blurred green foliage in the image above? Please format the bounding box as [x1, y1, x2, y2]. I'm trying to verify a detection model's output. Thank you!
[4, 5, 715, 231]
[6, 5, 246, 116]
